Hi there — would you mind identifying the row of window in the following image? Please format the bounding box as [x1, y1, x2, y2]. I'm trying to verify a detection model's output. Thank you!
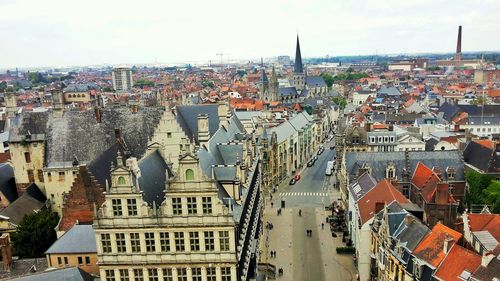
[472, 127, 498, 133]
[104, 267, 232, 281]
[110, 197, 213, 217]
[56, 256, 91, 266]
[100, 231, 231, 253]
[369, 136, 396, 143]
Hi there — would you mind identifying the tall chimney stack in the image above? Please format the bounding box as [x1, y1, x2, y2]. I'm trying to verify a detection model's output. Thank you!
[455, 25, 462, 61]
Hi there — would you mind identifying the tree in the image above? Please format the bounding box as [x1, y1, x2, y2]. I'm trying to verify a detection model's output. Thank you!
[134, 79, 155, 87]
[320, 73, 334, 87]
[11, 209, 59, 258]
[331, 96, 347, 109]
[483, 180, 500, 213]
[0, 81, 7, 92]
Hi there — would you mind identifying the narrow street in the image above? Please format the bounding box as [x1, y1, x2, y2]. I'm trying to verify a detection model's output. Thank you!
[260, 138, 357, 281]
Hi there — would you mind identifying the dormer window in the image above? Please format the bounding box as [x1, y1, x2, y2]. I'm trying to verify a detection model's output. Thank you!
[185, 169, 194, 181]
[386, 166, 395, 179]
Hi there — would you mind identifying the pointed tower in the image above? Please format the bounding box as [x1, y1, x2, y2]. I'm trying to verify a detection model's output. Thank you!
[259, 58, 269, 97]
[454, 25, 462, 61]
[293, 34, 305, 91]
[269, 66, 279, 102]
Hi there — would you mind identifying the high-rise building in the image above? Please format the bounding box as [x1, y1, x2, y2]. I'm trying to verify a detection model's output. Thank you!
[112, 67, 133, 91]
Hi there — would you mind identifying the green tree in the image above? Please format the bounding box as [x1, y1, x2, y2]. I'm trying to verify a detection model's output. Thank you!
[320, 73, 334, 87]
[0, 81, 7, 92]
[134, 79, 155, 87]
[331, 96, 347, 109]
[483, 180, 500, 213]
[11, 209, 59, 258]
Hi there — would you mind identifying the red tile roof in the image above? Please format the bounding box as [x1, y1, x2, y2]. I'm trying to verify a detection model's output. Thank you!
[411, 162, 440, 190]
[434, 245, 481, 281]
[357, 179, 409, 224]
[467, 213, 500, 241]
[414, 222, 462, 268]
[475, 139, 495, 150]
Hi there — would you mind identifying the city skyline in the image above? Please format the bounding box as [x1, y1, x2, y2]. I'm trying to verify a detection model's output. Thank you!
[1, 0, 499, 68]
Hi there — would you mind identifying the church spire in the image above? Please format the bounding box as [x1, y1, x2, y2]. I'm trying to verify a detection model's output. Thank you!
[294, 34, 303, 74]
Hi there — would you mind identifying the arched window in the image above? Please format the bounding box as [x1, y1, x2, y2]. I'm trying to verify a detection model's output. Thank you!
[118, 176, 126, 185]
[185, 169, 194, 181]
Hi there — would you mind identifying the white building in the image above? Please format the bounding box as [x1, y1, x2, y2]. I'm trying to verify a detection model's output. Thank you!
[112, 67, 133, 91]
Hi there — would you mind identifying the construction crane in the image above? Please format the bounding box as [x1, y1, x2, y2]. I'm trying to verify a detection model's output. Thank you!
[216, 53, 224, 70]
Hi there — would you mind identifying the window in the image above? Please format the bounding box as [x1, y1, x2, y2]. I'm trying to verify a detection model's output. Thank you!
[58, 171, 65, 181]
[116, 233, 126, 252]
[148, 268, 158, 281]
[78, 256, 83, 265]
[204, 231, 215, 251]
[185, 169, 194, 181]
[192, 268, 202, 281]
[85, 256, 91, 265]
[24, 152, 31, 163]
[206, 268, 217, 281]
[57, 257, 62, 265]
[221, 267, 232, 281]
[127, 199, 137, 216]
[37, 169, 44, 182]
[27, 169, 35, 182]
[177, 268, 187, 281]
[101, 233, 112, 253]
[118, 176, 126, 185]
[64, 257, 68, 265]
[189, 232, 200, 251]
[48, 172, 52, 182]
[202, 197, 212, 214]
[120, 269, 129, 281]
[130, 233, 141, 252]
[172, 198, 182, 215]
[219, 231, 230, 251]
[160, 232, 170, 252]
[105, 269, 116, 281]
[167, 132, 172, 138]
[112, 199, 123, 216]
[162, 268, 173, 281]
[133, 269, 144, 281]
[187, 197, 197, 214]
[145, 233, 155, 252]
[174, 232, 185, 251]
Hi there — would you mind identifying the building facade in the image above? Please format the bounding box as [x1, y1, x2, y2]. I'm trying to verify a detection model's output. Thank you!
[112, 67, 133, 92]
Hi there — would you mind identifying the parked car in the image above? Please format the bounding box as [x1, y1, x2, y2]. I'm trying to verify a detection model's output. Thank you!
[294, 174, 301, 181]
[330, 145, 335, 150]
[307, 160, 315, 167]
[289, 178, 297, 185]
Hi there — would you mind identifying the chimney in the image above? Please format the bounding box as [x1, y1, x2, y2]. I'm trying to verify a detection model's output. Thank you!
[443, 236, 454, 253]
[436, 183, 450, 204]
[455, 25, 462, 61]
[114, 128, 121, 143]
[197, 114, 210, 145]
[405, 214, 415, 226]
[51, 90, 64, 118]
[0, 233, 13, 272]
[375, 202, 385, 215]
[94, 107, 102, 123]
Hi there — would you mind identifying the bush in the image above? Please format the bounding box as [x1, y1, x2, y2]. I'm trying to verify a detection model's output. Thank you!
[336, 246, 355, 254]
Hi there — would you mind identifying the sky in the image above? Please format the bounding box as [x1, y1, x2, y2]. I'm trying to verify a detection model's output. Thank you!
[0, 0, 499, 68]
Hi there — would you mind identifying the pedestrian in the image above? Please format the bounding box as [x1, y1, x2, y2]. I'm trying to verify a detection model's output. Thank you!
[321, 223, 324, 230]
[271, 202, 274, 208]
[299, 209, 302, 216]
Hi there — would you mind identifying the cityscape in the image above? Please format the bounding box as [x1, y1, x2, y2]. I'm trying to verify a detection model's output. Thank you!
[0, 1, 499, 281]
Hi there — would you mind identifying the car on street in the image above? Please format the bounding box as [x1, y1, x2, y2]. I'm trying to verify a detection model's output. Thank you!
[289, 178, 297, 185]
[330, 145, 335, 150]
[294, 174, 301, 181]
[307, 160, 315, 167]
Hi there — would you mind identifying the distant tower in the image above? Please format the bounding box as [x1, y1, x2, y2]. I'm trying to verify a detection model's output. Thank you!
[269, 66, 279, 102]
[293, 35, 305, 91]
[454, 26, 462, 61]
[112, 67, 133, 92]
[4, 92, 18, 118]
[259, 58, 269, 98]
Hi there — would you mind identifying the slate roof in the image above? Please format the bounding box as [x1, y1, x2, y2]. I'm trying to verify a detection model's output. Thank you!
[87, 142, 125, 186]
[176, 104, 220, 144]
[10, 267, 94, 281]
[457, 104, 500, 117]
[348, 172, 377, 202]
[377, 86, 401, 97]
[279, 87, 298, 97]
[345, 151, 464, 182]
[0, 163, 18, 203]
[396, 215, 430, 251]
[463, 141, 500, 173]
[64, 83, 98, 93]
[138, 150, 170, 206]
[8, 111, 51, 142]
[438, 102, 461, 122]
[305, 76, 326, 87]
[0, 184, 46, 226]
[45, 225, 96, 254]
[467, 116, 500, 125]
[45, 107, 163, 168]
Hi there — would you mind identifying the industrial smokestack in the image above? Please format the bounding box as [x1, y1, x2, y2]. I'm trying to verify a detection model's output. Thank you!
[455, 26, 462, 61]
